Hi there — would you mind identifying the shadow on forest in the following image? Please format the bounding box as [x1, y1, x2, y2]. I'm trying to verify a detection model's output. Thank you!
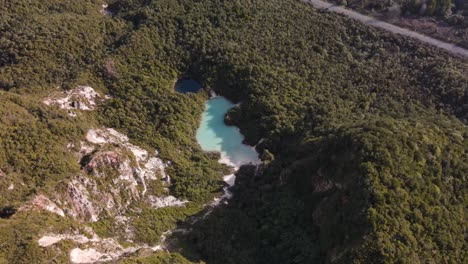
[0, 206, 16, 219]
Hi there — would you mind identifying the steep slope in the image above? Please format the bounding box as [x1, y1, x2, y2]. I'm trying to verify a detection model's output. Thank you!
[0, 0, 466, 263]
[325, 0, 468, 49]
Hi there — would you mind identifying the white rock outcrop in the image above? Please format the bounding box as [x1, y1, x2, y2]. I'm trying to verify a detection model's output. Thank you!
[147, 195, 188, 209]
[70, 248, 104, 263]
[38, 233, 99, 247]
[34, 127, 189, 263]
[38, 228, 164, 264]
[44, 86, 102, 117]
[54, 128, 179, 224]
[86, 128, 168, 194]
[100, 4, 113, 16]
[20, 194, 65, 217]
[63, 177, 101, 222]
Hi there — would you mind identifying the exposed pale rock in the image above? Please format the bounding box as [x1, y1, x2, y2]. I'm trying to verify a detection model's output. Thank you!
[218, 155, 237, 168]
[128, 145, 148, 162]
[64, 178, 100, 222]
[69, 239, 154, 263]
[223, 174, 235, 187]
[43, 127, 180, 262]
[70, 248, 104, 263]
[61, 169, 140, 222]
[79, 141, 95, 156]
[147, 195, 187, 209]
[144, 157, 167, 180]
[100, 4, 113, 16]
[38, 236, 64, 247]
[221, 174, 235, 200]
[38, 233, 98, 247]
[162, 174, 171, 185]
[44, 86, 102, 116]
[39, 227, 166, 263]
[85, 128, 167, 196]
[151, 245, 163, 251]
[204, 173, 237, 217]
[85, 151, 120, 172]
[38, 231, 141, 263]
[85, 129, 109, 145]
[8, 184, 14, 190]
[85, 151, 136, 184]
[21, 195, 65, 217]
[115, 215, 135, 241]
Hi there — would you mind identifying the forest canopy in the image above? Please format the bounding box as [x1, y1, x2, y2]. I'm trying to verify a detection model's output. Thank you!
[0, 0, 467, 263]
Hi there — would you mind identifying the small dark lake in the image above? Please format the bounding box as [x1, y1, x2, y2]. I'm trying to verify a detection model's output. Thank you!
[175, 79, 202, 93]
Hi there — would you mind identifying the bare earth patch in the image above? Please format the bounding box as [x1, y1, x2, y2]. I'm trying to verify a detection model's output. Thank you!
[385, 15, 468, 49]
[43, 86, 103, 117]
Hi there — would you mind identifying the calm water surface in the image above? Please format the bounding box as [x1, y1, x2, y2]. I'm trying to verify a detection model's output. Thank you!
[196, 96, 259, 168]
[175, 79, 202, 93]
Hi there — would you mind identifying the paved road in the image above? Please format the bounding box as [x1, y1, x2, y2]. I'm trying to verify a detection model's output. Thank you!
[302, 0, 468, 58]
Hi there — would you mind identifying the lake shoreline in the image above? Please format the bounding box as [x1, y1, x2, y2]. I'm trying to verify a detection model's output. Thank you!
[196, 93, 260, 201]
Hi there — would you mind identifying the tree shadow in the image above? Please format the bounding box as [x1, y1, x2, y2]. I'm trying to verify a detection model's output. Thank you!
[0, 206, 16, 219]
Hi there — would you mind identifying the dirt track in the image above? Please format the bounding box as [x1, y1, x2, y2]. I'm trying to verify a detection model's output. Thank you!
[302, 0, 468, 58]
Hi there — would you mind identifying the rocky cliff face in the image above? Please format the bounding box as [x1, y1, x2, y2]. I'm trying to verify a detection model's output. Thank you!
[27, 126, 189, 263]
[24, 87, 189, 263]
[54, 127, 182, 224]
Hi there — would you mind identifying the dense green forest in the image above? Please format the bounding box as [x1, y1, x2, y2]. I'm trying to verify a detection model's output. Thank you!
[0, 0, 467, 263]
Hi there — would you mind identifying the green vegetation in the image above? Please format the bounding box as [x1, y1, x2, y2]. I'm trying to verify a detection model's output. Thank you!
[0, 0, 467, 263]
[0, 210, 81, 264]
[119, 252, 201, 264]
[332, 0, 467, 17]
[0, 91, 86, 211]
[328, 0, 468, 48]
[131, 204, 201, 245]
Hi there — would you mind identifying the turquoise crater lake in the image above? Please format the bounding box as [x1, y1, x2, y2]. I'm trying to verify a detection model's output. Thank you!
[196, 96, 259, 168]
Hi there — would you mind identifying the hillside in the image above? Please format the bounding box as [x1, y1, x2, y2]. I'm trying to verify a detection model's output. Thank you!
[326, 0, 468, 48]
[0, 0, 467, 263]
